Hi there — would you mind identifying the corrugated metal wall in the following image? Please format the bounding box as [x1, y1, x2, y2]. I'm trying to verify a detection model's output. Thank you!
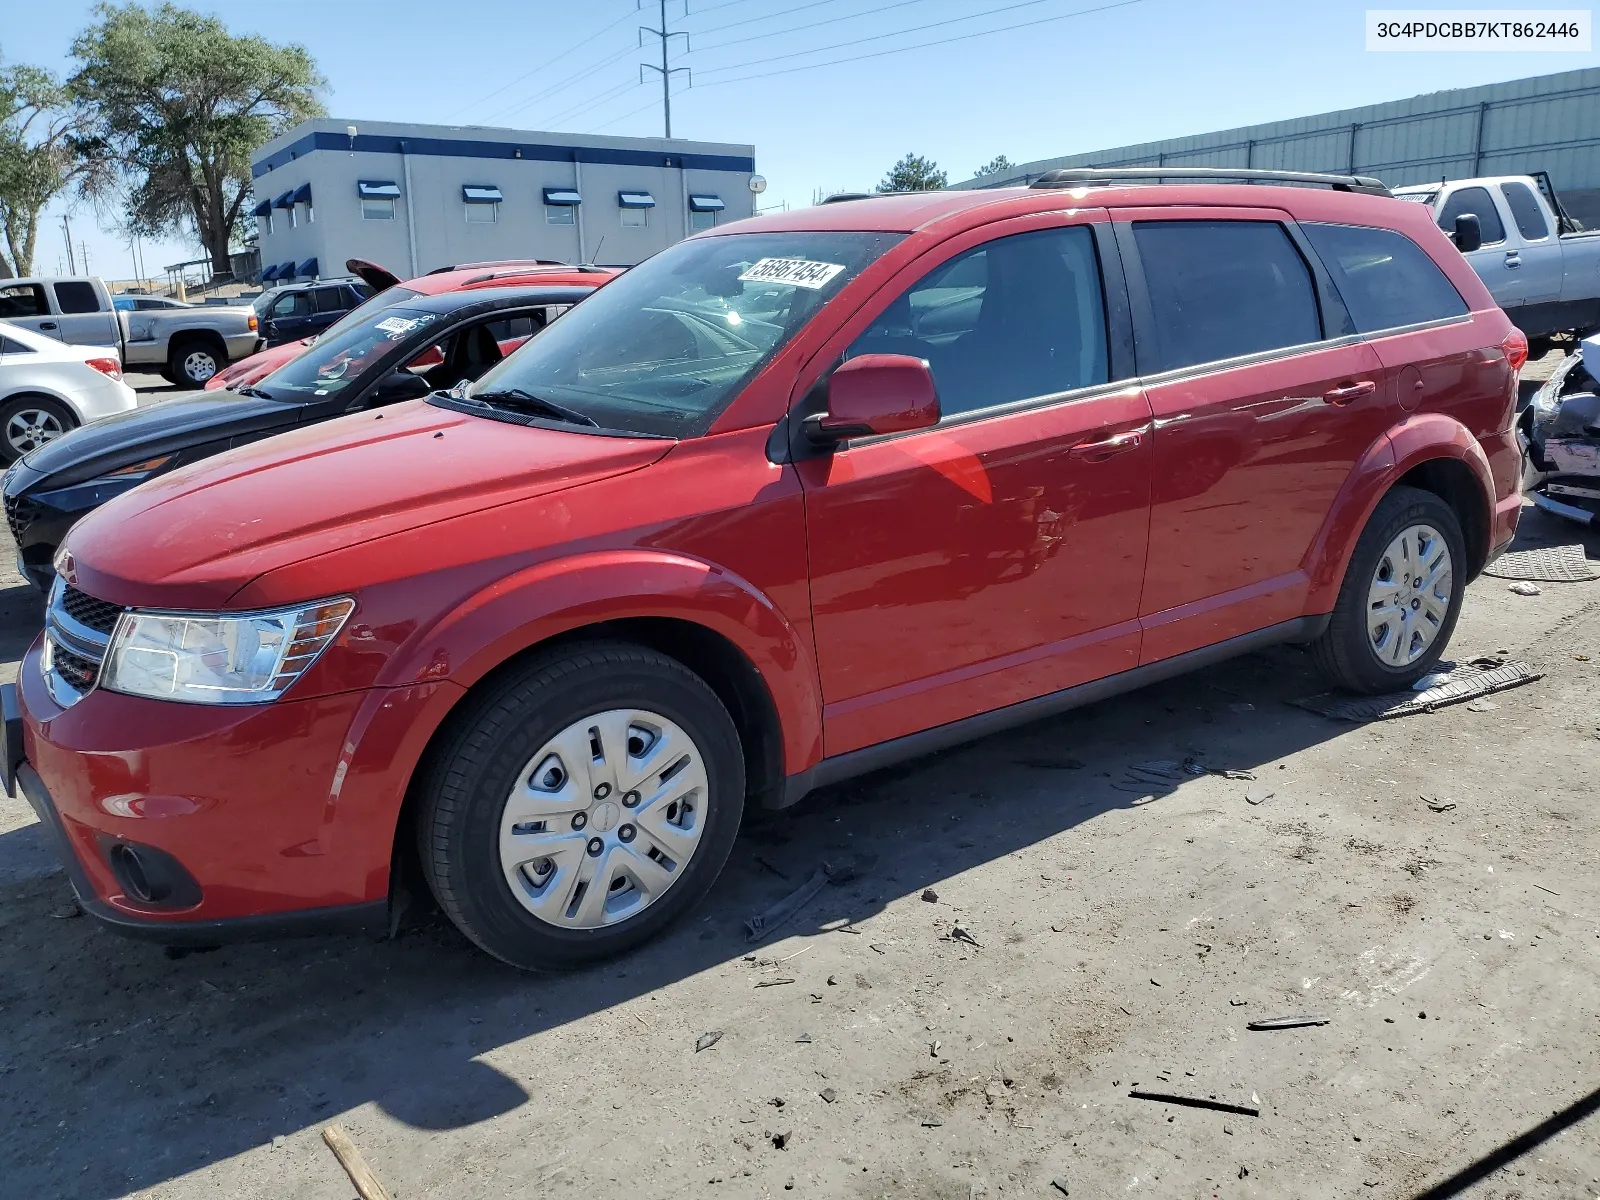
[953, 68, 1600, 221]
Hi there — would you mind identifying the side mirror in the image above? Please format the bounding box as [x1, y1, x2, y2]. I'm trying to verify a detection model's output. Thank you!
[812, 354, 940, 443]
[370, 369, 432, 405]
[1453, 212, 1482, 253]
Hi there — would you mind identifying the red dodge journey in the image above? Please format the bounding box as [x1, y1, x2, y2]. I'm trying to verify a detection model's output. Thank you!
[7, 169, 1526, 970]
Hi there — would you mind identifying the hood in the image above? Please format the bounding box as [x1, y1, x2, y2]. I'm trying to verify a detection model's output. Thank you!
[206, 340, 309, 390]
[18, 391, 305, 487]
[64, 399, 672, 609]
[346, 257, 401, 293]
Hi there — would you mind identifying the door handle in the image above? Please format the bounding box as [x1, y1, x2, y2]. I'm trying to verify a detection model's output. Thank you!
[38, 321, 57, 331]
[1325, 380, 1376, 406]
[1070, 428, 1145, 460]
[1505, 252, 1521, 267]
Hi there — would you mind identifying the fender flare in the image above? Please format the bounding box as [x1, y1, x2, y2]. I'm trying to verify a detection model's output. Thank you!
[374, 549, 824, 777]
[1303, 413, 1494, 612]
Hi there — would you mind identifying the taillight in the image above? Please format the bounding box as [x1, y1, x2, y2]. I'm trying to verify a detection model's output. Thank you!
[85, 357, 123, 381]
[248, 314, 259, 331]
[1502, 328, 1528, 373]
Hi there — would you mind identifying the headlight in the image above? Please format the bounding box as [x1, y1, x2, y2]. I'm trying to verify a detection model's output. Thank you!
[101, 598, 354, 705]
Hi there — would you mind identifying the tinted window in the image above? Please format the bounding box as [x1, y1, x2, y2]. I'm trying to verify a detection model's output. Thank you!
[1499, 182, 1550, 240]
[847, 226, 1109, 417]
[1132, 220, 1321, 373]
[1303, 223, 1469, 333]
[464, 230, 904, 437]
[259, 307, 445, 397]
[1437, 186, 1505, 244]
[0, 284, 46, 318]
[1, 336, 35, 354]
[313, 287, 348, 314]
[54, 281, 101, 314]
[271, 292, 312, 318]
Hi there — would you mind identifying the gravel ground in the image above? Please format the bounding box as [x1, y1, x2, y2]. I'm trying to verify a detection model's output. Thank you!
[0, 354, 1595, 1200]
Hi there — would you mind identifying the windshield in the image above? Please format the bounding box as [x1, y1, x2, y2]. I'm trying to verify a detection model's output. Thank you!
[257, 306, 442, 397]
[457, 231, 903, 437]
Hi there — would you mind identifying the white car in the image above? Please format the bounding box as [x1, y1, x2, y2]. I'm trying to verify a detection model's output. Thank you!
[0, 321, 138, 463]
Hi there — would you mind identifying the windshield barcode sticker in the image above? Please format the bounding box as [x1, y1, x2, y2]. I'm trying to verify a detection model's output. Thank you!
[374, 316, 422, 337]
[738, 258, 847, 289]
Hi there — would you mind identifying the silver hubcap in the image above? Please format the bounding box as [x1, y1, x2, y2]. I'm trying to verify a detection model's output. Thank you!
[1367, 522, 1453, 667]
[499, 709, 708, 929]
[183, 350, 218, 381]
[6, 409, 64, 454]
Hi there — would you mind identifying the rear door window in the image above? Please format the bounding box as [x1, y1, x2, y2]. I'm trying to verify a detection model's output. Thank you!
[1302, 223, 1468, 333]
[1131, 220, 1322, 373]
[313, 287, 348, 314]
[1499, 182, 1550, 241]
[53, 281, 102, 314]
[0, 284, 47, 318]
[1436, 186, 1505, 244]
[847, 224, 1110, 418]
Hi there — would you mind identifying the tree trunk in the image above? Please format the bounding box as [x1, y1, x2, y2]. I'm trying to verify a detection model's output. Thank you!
[17, 212, 39, 277]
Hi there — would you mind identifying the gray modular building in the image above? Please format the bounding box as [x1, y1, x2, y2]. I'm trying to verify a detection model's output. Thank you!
[954, 68, 1600, 225]
[250, 119, 758, 285]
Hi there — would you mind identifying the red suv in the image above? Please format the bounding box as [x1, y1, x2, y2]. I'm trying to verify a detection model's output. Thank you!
[6, 169, 1525, 970]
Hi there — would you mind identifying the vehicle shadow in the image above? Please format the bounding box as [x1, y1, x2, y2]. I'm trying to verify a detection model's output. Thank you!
[0, 636, 1374, 1198]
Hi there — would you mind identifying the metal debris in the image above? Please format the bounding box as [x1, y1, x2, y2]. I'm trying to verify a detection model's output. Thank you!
[1423, 797, 1458, 813]
[1247, 1014, 1330, 1030]
[945, 925, 983, 949]
[920, 1115, 944, 1127]
[795, 1033, 812, 1044]
[1210, 768, 1257, 781]
[1293, 659, 1543, 722]
[695, 1031, 724, 1053]
[744, 867, 830, 943]
[820, 1088, 838, 1103]
[755, 978, 796, 988]
[1483, 543, 1600, 582]
[1129, 1089, 1260, 1117]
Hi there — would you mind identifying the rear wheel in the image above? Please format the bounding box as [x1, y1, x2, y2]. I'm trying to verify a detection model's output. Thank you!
[0, 394, 75, 464]
[416, 641, 745, 971]
[169, 338, 225, 388]
[1311, 485, 1466, 694]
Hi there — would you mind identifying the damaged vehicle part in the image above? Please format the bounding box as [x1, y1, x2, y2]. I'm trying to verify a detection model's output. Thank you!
[1523, 331, 1600, 524]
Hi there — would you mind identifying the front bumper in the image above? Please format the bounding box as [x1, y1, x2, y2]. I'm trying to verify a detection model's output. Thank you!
[9, 647, 462, 943]
[4, 463, 134, 590]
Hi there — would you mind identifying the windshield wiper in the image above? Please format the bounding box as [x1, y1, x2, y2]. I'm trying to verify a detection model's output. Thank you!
[233, 384, 275, 399]
[467, 388, 599, 428]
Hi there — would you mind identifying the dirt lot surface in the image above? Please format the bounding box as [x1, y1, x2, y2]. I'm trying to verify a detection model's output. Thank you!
[2, 357, 1597, 1200]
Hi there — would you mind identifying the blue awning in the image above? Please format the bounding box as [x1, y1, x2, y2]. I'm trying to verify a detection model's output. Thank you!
[251, 199, 272, 217]
[688, 194, 725, 212]
[356, 180, 401, 199]
[291, 183, 312, 204]
[273, 190, 295, 209]
[296, 257, 319, 278]
[462, 185, 503, 204]
[542, 187, 582, 206]
[279, 261, 298, 278]
[260, 263, 279, 281]
[618, 190, 656, 208]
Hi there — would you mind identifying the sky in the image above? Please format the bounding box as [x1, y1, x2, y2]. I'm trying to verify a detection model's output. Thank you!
[4, 0, 1598, 281]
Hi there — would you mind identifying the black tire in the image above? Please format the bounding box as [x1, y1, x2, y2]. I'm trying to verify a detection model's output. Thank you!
[416, 641, 745, 971]
[1311, 485, 1467, 694]
[168, 338, 226, 388]
[0, 394, 76, 464]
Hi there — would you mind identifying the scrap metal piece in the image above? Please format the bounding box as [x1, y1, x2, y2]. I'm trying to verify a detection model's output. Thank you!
[1483, 543, 1600, 583]
[1247, 1015, 1330, 1030]
[1128, 1089, 1260, 1116]
[744, 867, 830, 943]
[1292, 660, 1542, 722]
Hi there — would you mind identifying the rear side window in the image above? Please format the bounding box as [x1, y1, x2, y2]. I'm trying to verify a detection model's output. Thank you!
[847, 225, 1110, 418]
[313, 288, 347, 314]
[1, 336, 35, 354]
[1131, 220, 1321, 373]
[1437, 187, 1505, 244]
[1499, 182, 1550, 240]
[53, 281, 101, 314]
[1303, 223, 1469, 333]
[0, 284, 46, 318]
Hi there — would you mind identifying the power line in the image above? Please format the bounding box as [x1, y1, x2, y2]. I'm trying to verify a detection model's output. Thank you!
[695, 0, 1109, 77]
[484, 42, 640, 125]
[694, 0, 935, 53]
[692, 0, 1143, 87]
[542, 77, 644, 129]
[689, 0, 855, 37]
[446, 4, 637, 120]
[586, 93, 671, 135]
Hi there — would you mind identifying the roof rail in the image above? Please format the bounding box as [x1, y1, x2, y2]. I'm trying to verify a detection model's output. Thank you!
[1029, 167, 1391, 197]
[820, 192, 876, 204]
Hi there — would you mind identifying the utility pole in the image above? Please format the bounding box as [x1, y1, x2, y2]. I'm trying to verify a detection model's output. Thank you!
[80, 243, 90, 275]
[639, 0, 690, 139]
[62, 215, 76, 274]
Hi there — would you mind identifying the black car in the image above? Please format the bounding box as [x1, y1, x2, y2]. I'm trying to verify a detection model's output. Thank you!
[253, 277, 375, 347]
[3, 284, 589, 588]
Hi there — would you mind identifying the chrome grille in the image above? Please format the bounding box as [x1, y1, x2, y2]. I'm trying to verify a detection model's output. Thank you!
[43, 580, 118, 708]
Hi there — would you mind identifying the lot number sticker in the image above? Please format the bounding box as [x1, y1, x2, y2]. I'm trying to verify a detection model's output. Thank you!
[738, 258, 847, 289]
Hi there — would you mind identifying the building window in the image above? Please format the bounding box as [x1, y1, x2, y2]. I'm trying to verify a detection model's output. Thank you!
[264, 211, 273, 235]
[622, 207, 646, 228]
[619, 190, 655, 228]
[362, 198, 395, 221]
[467, 202, 498, 224]
[688, 194, 725, 232]
[288, 206, 298, 229]
[463, 185, 503, 224]
[357, 180, 401, 222]
[543, 187, 581, 226]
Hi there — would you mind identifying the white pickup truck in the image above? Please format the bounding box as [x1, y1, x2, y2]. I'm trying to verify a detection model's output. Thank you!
[0, 275, 263, 387]
[1392, 173, 1600, 354]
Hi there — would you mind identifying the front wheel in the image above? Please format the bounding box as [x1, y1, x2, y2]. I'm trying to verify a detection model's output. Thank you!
[169, 339, 225, 388]
[417, 641, 745, 971]
[1311, 485, 1467, 694]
